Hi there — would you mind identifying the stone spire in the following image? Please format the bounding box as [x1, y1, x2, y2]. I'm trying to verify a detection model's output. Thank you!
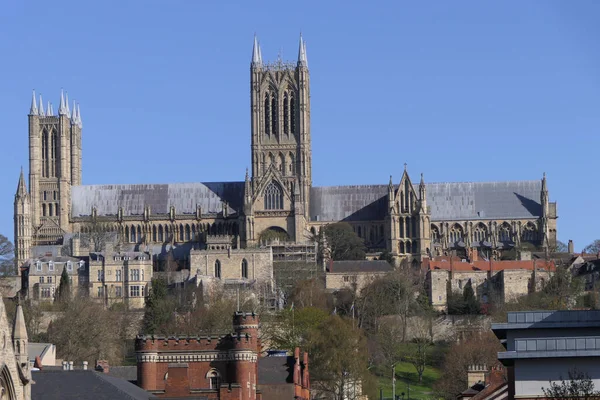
[419, 173, 427, 211]
[252, 35, 262, 66]
[388, 175, 394, 190]
[297, 34, 308, 67]
[47, 102, 53, 116]
[38, 94, 45, 116]
[29, 90, 38, 115]
[59, 89, 67, 115]
[16, 167, 27, 197]
[13, 301, 27, 342]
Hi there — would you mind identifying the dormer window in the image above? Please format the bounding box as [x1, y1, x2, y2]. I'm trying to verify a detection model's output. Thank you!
[36, 261, 42, 271]
[48, 261, 55, 271]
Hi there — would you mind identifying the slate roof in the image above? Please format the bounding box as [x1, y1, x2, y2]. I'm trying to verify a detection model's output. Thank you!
[328, 260, 394, 273]
[310, 185, 389, 222]
[310, 180, 543, 222]
[257, 356, 294, 384]
[71, 182, 245, 217]
[31, 370, 156, 399]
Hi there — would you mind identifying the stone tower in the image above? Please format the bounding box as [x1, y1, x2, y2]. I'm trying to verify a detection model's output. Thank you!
[24, 90, 82, 249]
[14, 169, 32, 271]
[246, 35, 312, 244]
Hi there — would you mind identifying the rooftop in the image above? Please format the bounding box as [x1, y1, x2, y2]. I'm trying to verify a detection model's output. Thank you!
[493, 310, 600, 339]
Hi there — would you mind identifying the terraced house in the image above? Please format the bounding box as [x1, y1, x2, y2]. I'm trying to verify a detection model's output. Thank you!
[14, 35, 558, 272]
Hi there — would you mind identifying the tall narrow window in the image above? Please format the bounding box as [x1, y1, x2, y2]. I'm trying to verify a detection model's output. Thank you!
[51, 131, 58, 177]
[214, 260, 221, 279]
[264, 181, 283, 210]
[179, 224, 184, 242]
[283, 92, 289, 135]
[185, 224, 191, 241]
[241, 259, 248, 279]
[271, 95, 277, 135]
[131, 225, 136, 243]
[42, 130, 48, 177]
[152, 225, 157, 242]
[264, 93, 271, 136]
[158, 225, 163, 242]
[290, 95, 296, 134]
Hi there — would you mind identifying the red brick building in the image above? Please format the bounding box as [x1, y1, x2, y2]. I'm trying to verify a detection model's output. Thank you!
[135, 312, 309, 400]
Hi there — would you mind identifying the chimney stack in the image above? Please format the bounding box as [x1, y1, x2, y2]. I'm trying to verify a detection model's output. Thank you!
[467, 364, 487, 388]
[568, 240, 574, 254]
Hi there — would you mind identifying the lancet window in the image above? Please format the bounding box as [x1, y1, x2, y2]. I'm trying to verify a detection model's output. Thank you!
[264, 181, 283, 210]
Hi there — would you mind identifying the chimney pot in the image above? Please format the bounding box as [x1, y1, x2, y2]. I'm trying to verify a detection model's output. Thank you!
[62, 361, 68, 370]
[83, 361, 88, 370]
[69, 361, 74, 370]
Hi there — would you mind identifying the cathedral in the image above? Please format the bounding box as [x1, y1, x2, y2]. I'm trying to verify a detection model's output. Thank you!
[14, 35, 558, 269]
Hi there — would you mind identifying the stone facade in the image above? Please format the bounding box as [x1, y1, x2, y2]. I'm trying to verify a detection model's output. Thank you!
[425, 256, 555, 311]
[14, 37, 558, 270]
[88, 251, 153, 309]
[0, 298, 31, 400]
[20, 256, 85, 303]
[325, 260, 394, 293]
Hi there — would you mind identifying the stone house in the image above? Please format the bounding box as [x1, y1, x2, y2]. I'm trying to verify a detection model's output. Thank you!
[20, 256, 85, 302]
[88, 250, 153, 309]
[424, 253, 555, 311]
[325, 260, 394, 293]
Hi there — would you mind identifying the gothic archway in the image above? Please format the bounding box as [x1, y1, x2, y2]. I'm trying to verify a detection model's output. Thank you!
[259, 226, 289, 244]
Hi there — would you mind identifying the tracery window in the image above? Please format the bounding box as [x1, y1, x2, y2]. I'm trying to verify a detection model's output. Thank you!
[473, 224, 487, 242]
[499, 224, 511, 242]
[290, 95, 296, 134]
[522, 223, 538, 242]
[449, 225, 464, 244]
[271, 94, 277, 135]
[264, 181, 283, 210]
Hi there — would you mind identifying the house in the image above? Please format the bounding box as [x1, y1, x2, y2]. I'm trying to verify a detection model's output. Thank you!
[424, 253, 555, 311]
[457, 364, 508, 400]
[20, 256, 85, 302]
[492, 310, 600, 399]
[325, 260, 394, 292]
[135, 312, 310, 400]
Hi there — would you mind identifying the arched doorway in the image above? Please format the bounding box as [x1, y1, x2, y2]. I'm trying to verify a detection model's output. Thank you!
[259, 226, 289, 244]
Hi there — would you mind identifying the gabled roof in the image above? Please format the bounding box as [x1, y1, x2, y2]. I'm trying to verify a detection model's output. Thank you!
[31, 370, 156, 399]
[328, 260, 394, 273]
[71, 182, 244, 217]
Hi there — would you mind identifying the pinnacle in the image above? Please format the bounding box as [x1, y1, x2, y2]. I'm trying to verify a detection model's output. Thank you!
[38, 94, 45, 116]
[59, 88, 67, 115]
[297, 34, 308, 67]
[30, 89, 38, 115]
[252, 35, 262, 66]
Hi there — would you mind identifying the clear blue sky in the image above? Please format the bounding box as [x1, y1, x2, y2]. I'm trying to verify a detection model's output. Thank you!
[1, 1, 599, 250]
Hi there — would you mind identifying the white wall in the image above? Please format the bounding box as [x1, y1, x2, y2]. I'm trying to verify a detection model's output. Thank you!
[515, 358, 600, 397]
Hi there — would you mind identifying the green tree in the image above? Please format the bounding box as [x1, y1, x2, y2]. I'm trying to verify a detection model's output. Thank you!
[462, 280, 481, 314]
[270, 307, 329, 351]
[323, 223, 366, 261]
[0, 234, 15, 276]
[542, 368, 600, 400]
[56, 267, 71, 304]
[142, 278, 176, 334]
[307, 315, 376, 400]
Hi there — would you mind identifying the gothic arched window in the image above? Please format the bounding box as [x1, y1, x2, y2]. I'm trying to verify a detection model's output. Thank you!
[290, 95, 296, 134]
[473, 223, 487, 243]
[241, 259, 248, 279]
[158, 225, 164, 242]
[499, 223, 511, 242]
[185, 224, 191, 241]
[214, 260, 221, 279]
[271, 94, 277, 135]
[152, 225, 157, 242]
[283, 92, 289, 135]
[264, 93, 271, 136]
[264, 181, 283, 210]
[431, 225, 440, 243]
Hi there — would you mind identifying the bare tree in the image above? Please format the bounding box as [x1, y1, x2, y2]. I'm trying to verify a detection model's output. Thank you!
[79, 221, 116, 252]
[0, 234, 15, 276]
[542, 368, 600, 400]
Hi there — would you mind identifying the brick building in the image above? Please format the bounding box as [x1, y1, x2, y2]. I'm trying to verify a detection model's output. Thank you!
[135, 312, 309, 400]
